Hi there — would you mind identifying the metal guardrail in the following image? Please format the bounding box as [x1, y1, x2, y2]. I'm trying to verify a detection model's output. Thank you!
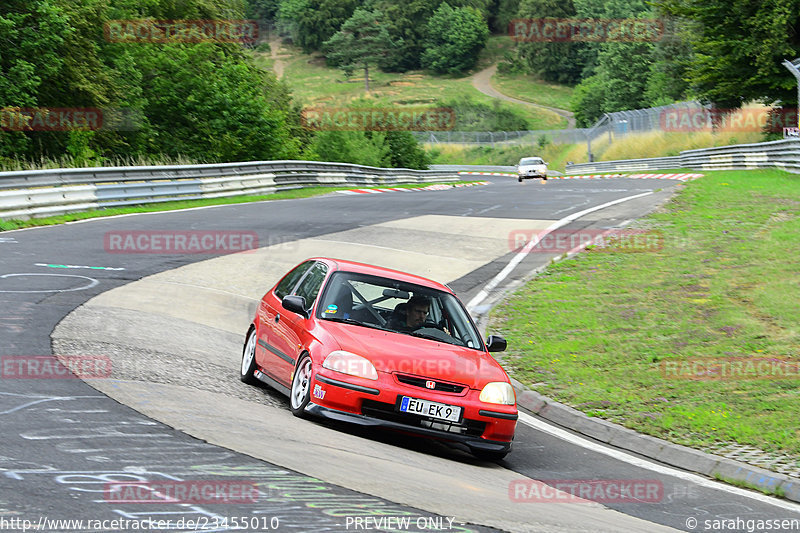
[565, 138, 800, 174]
[0, 160, 460, 220]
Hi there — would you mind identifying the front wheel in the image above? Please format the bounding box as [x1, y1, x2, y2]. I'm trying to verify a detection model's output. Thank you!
[240, 328, 258, 385]
[518, 176, 523, 183]
[290, 354, 313, 417]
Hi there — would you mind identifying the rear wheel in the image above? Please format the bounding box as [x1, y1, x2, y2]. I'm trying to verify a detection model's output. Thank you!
[290, 354, 313, 417]
[240, 328, 258, 385]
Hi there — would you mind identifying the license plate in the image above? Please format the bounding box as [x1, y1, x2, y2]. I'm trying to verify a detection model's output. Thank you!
[399, 396, 461, 422]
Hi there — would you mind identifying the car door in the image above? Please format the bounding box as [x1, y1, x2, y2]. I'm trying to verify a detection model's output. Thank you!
[257, 260, 314, 380]
[268, 261, 329, 386]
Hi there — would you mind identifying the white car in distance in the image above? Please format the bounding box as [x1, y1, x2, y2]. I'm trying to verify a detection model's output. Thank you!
[517, 157, 548, 182]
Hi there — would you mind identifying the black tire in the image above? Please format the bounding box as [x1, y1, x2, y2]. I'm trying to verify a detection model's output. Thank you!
[240, 328, 258, 385]
[518, 176, 523, 183]
[542, 176, 547, 181]
[290, 354, 313, 417]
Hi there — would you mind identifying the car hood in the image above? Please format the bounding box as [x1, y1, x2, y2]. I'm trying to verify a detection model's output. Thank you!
[320, 321, 508, 389]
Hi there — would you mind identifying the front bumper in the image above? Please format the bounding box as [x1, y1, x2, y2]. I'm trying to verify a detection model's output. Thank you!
[308, 368, 517, 454]
[305, 402, 513, 454]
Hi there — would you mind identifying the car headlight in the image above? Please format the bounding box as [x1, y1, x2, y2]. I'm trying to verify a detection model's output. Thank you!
[322, 351, 378, 380]
[479, 382, 516, 405]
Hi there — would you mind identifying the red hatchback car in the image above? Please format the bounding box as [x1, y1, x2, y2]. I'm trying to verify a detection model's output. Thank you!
[240, 258, 518, 459]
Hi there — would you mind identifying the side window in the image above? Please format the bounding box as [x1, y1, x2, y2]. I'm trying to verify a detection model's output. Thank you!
[295, 263, 329, 310]
[274, 261, 314, 300]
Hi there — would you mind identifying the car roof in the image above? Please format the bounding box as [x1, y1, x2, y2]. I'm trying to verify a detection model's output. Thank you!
[309, 257, 453, 293]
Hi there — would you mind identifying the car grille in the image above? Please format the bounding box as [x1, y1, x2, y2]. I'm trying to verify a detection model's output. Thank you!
[394, 373, 466, 394]
[361, 400, 486, 437]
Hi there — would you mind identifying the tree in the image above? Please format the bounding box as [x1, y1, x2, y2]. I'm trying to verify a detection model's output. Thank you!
[323, 8, 398, 92]
[278, 0, 359, 53]
[513, 0, 585, 85]
[570, 74, 605, 127]
[129, 42, 299, 161]
[658, 0, 800, 108]
[421, 3, 489, 75]
[489, 0, 521, 33]
[643, 18, 693, 106]
[248, 0, 282, 21]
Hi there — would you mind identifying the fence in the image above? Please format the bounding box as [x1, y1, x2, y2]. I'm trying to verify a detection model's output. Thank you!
[413, 101, 705, 150]
[412, 129, 591, 147]
[0, 160, 460, 220]
[564, 138, 800, 174]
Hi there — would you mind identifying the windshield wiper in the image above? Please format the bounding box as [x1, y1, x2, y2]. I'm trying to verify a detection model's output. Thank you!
[409, 330, 446, 343]
[323, 316, 386, 331]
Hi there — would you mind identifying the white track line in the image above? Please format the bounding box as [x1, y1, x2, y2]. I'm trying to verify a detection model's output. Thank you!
[519, 412, 800, 513]
[467, 191, 653, 310]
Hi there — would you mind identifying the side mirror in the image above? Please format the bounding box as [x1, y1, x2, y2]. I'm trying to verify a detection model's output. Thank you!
[282, 295, 309, 318]
[486, 335, 507, 353]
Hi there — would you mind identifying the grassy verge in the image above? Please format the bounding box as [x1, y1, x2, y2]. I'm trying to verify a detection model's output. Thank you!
[0, 182, 477, 232]
[490, 169, 800, 457]
[601, 129, 766, 160]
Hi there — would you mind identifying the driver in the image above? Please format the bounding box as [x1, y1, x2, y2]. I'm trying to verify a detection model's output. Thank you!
[390, 295, 430, 332]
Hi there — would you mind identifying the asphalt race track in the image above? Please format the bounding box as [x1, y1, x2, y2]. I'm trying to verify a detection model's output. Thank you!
[2, 175, 799, 532]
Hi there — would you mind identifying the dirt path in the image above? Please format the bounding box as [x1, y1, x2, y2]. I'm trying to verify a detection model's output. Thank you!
[270, 37, 285, 79]
[472, 64, 576, 128]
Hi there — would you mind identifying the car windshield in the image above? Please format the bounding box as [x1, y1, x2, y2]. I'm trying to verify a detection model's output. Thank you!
[519, 158, 544, 166]
[317, 271, 484, 350]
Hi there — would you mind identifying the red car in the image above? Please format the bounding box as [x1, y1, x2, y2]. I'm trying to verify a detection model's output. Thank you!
[240, 257, 517, 460]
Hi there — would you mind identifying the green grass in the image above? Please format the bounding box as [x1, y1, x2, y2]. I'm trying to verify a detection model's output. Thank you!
[257, 40, 566, 131]
[490, 169, 800, 456]
[0, 154, 204, 172]
[0, 182, 479, 231]
[491, 71, 575, 111]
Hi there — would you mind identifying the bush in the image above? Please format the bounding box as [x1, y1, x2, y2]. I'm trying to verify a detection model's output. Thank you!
[421, 3, 489, 75]
[439, 95, 529, 131]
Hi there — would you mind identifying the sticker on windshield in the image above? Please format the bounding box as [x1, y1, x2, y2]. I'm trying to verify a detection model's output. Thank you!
[325, 304, 338, 314]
